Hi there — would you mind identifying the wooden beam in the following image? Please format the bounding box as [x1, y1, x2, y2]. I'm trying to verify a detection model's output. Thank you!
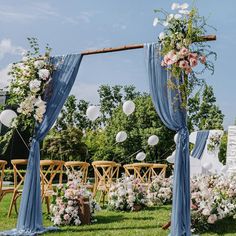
[81, 35, 216, 56]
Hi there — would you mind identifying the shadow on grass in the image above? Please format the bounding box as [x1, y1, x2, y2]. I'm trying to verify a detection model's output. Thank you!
[95, 214, 125, 224]
[55, 224, 164, 234]
[202, 217, 236, 235]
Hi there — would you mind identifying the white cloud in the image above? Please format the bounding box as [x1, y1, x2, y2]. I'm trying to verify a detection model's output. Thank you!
[0, 39, 26, 60]
[0, 64, 12, 89]
[71, 82, 99, 104]
[0, 3, 99, 25]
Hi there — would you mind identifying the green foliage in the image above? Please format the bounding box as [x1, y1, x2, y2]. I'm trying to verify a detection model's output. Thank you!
[188, 84, 224, 131]
[42, 126, 88, 162]
[219, 133, 227, 165]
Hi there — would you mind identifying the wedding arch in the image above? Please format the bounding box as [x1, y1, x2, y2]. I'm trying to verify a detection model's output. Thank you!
[1, 34, 216, 236]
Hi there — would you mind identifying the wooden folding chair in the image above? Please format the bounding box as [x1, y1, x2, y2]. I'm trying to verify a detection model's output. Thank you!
[64, 161, 90, 184]
[8, 159, 28, 217]
[92, 161, 120, 204]
[123, 163, 153, 183]
[150, 164, 168, 180]
[0, 160, 14, 204]
[40, 160, 64, 213]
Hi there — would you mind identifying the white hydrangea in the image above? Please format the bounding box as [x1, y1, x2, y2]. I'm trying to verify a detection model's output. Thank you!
[29, 79, 41, 93]
[17, 95, 36, 115]
[38, 68, 50, 80]
[34, 60, 45, 69]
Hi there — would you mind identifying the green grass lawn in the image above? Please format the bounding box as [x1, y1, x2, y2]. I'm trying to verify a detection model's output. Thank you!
[0, 194, 236, 236]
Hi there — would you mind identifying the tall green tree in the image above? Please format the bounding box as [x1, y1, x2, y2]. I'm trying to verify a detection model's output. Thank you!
[188, 85, 224, 131]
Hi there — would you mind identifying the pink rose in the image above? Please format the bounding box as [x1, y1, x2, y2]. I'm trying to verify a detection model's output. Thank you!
[64, 214, 70, 221]
[188, 53, 198, 60]
[207, 214, 217, 224]
[179, 47, 189, 56]
[164, 50, 178, 65]
[189, 58, 198, 67]
[179, 60, 189, 69]
[185, 67, 192, 74]
[199, 55, 206, 64]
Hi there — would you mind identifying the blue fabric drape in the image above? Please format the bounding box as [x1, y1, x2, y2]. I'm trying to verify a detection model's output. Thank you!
[145, 43, 191, 236]
[191, 130, 209, 159]
[1, 54, 83, 236]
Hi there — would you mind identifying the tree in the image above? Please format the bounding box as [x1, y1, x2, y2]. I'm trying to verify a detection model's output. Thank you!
[42, 126, 88, 161]
[98, 85, 140, 126]
[188, 85, 224, 131]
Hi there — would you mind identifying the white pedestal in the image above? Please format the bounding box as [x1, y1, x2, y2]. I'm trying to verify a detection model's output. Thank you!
[226, 126, 236, 175]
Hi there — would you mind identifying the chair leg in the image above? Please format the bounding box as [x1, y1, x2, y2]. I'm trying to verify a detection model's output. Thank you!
[45, 196, 50, 214]
[8, 192, 17, 217]
[14, 200, 18, 215]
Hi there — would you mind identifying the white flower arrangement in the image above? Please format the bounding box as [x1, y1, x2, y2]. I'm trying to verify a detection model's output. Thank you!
[0, 38, 54, 152]
[50, 170, 100, 226]
[108, 175, 148, 211]
[147, 175, 173, 206]
[191, 174, 236, 232]
[207, 133, 221, 152]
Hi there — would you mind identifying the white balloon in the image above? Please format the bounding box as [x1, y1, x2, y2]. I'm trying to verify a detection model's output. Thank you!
[136, 152, 146, 161]
[0, 109, 17, 128]
[166, 155, 175, 164]
[122, 100, 135, 116]
[86, 106, 100, 121]
[202, 162, 212, 170]
[148, 135, 159, 146]
[116, 131, 128, 143]
[174, 134, 178, 144]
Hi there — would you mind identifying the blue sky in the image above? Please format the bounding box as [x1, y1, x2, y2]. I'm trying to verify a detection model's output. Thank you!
[0, 0, 235, 128]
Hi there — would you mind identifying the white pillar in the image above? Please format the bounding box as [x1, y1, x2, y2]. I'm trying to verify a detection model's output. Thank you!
[226, 126, 236, 175]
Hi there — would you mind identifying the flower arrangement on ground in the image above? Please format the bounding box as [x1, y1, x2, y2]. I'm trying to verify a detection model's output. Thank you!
[108, 175, 147, 211]
[0, 38, 54, 152]
[147, 175, 173, 206]
[191, 174, 236, 232]
[50, 171, 100, 226]
[153, 2, 216, 107]
[207, 133, 222, 152]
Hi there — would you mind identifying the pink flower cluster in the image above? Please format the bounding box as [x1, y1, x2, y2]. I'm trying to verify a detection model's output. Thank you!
[161, 47, 207, 74]
[50, 171, 100, 226]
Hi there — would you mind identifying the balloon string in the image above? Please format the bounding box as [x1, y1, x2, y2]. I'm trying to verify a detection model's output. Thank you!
[126, 149, 142, 159]
[16, 129, 30, 151]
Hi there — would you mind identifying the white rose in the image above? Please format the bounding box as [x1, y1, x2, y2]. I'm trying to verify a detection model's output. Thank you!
[202, 208, 211, 216]
[179, 9, 190, 15]
[153, 17, 159, 27]
[171, 3, 180, 10]
[29, 79, 41, 93]
[207, 214, 217, 224]
[159, 32, 165, 41]
[34, 60, 45, 69]
[162, 21, 169, 27]
[38, 68, 50, 80]
[180, 3, 189, 10]
[167, 14, 174, 21]
[174, 14, 182, 19]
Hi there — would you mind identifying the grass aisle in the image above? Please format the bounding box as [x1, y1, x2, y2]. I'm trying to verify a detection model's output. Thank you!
[0, 195, 236, 235]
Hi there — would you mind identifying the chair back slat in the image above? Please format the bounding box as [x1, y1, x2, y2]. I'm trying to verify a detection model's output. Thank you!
[40, 160, 64, 198]
[0, 160, 7, 192]
[11, 159, 28, 191]
[64, 161, 90, 184]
